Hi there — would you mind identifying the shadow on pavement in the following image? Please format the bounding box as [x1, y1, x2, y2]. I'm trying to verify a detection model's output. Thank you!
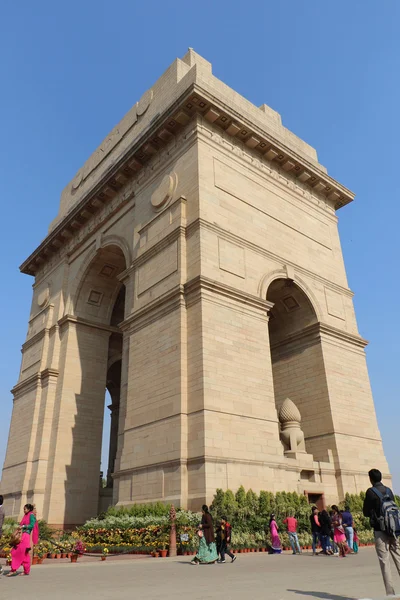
[287, 590, 355, 600]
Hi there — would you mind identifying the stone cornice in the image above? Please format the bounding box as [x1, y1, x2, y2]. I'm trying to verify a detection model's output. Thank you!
[22, 328, 47, 351]
[120, 276, 273, 335]
[113, 455, 337, 479]
[40, 367, 59, 380]
[120, 285, 185, 334]
[192, 83, 353, 209]
[271, 322, 367, 360]
[185, 275, 273, 320]
[319, 322, 368, 348]
[11, 367, 59, 397]
[20, 80, 353, 276]
[186, 217, 354, 299]
[58, 314, 120, 335]
[11, 373, 41, 397]
[19, 87, 195, 277]
[196, 119, 338, 224]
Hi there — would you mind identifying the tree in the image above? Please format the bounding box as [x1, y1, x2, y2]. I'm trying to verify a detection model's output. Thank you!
[245, 489, 259, 515]
[235, 486, 246, 508]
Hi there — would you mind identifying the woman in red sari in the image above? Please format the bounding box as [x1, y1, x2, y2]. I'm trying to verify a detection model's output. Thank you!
[7, 503, 37, 576]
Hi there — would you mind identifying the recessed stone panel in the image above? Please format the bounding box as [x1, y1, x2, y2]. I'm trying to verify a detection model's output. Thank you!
[87, 290, 103, 306]
[325, 287, 345, 320]
[218, 238, 245, 279]
[137, 241, 178, 295]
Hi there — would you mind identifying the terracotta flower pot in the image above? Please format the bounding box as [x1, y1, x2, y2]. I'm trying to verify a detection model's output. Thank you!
[61, 553, 67, 559]
[160, 550, 168, 558]
[32, 557, 38, 565]
[56, 554, 61, 559]
[70, 554, 78, 563]
[101, 556, 106, 561]
[37, 558, 43, 564]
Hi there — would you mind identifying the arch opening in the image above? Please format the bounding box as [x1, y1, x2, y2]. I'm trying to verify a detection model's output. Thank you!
[267, 278, 332, 461]
[65, 245, 127, 522]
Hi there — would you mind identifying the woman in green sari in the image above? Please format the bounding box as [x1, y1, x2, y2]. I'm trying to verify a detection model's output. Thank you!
[191, 505, 218, 565]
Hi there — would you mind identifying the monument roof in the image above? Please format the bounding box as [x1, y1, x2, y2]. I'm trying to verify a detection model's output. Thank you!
[20, 49, 354, 275]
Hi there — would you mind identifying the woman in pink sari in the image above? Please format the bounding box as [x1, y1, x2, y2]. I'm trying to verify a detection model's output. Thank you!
[7, 503, 37, 576]
[30, 505, 39, 560]
[269, 514, 282, 554]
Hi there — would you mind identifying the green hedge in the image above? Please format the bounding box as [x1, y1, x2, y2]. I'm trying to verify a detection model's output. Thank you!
[60, 488, 398, 551]
[209, 486, 399, 536]
[210, 487, 314, 534]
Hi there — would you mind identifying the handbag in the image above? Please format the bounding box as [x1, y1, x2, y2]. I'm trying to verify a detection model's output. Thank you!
[10, 529, 22, 548]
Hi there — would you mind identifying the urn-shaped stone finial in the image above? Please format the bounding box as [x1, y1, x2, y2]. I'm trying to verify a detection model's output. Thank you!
[279, 398, 301, 424]
[278, 398, 306, 456]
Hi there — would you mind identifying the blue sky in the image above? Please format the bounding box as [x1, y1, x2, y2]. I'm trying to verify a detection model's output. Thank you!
[0, 1, 399, 494]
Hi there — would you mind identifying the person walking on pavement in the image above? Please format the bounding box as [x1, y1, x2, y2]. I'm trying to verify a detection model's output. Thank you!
[283, 513, 301, 555]
[310, 506, 321, 555]
[341, 505, 354, 553]
[319, 510, 333, 555]
[363, 468, 400, 596]
[216, 516, 237, 564]
[191, 505, 219, 565]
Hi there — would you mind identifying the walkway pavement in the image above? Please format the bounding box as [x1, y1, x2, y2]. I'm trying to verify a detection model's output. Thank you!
[1, 548, 400, 600]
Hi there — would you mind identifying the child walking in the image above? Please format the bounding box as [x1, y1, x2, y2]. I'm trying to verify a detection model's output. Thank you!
[216, 516, 237, 563]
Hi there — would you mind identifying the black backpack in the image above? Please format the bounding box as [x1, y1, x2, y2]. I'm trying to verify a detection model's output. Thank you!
[372, 487, 400, 538]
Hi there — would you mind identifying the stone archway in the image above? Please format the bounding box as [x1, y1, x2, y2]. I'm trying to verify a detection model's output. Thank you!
[267, 278, 333, 462]
[43, 244, 128, 525]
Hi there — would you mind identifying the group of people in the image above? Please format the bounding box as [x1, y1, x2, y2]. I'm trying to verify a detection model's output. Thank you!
[190, 505, 237, 565]
[0, 496, 39, 577]
[267, 508, 358, 557]
[309, 504, 358, 557]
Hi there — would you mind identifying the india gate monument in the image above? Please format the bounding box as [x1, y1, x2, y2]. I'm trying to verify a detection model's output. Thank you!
[1, 50, 390, 527]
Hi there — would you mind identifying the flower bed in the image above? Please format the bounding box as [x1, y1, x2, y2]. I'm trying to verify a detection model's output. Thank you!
[0, 490, 383, 560]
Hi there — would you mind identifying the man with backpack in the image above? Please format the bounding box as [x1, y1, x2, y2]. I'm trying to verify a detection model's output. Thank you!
[363, 468, 400, 596]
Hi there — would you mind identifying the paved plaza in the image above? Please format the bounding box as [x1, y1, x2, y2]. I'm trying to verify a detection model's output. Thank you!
[1, 548, 400, 600]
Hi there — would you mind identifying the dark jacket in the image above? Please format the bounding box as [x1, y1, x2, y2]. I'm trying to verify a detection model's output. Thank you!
[216, 522, 232, 545]
[318, 511, 332, 537]
[202, 512, 215, 544]
[310, 513, 320, 533]
[363, 482, 394, 531]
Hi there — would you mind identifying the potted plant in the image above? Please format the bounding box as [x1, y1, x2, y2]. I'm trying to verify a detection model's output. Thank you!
[71, 540, 85, 563]
[158, 532, 169, 557]
[101, 547, 109, 561]
[37, 544, 47, 564]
